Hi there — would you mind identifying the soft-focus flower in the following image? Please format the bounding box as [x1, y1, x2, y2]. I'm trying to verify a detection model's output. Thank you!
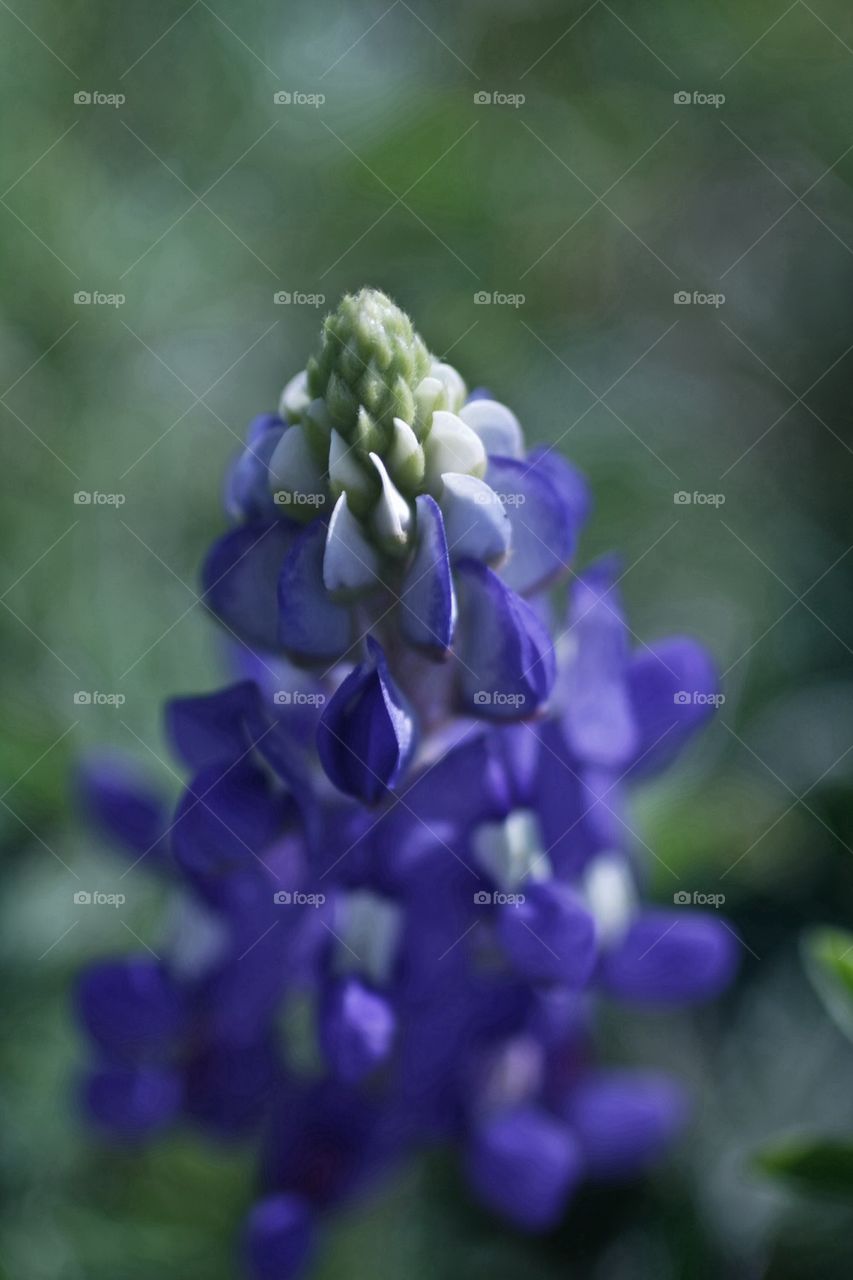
[74, 287, 740, 1278]
[244, 1194, 315, 1280]
[465, 1105, 583, 1231]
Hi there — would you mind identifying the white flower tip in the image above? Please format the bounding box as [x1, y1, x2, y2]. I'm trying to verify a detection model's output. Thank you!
[369, 451, 412, 545]
[423, 411, 487, 493]
[323, 492, 379, 595]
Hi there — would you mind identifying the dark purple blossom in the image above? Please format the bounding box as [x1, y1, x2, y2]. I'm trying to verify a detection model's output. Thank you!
[73, 289, 740, 1277]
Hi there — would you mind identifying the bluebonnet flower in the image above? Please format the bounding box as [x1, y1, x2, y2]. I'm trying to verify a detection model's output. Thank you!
[204, 289, 587, 801]
[75, 289, 740, 1279]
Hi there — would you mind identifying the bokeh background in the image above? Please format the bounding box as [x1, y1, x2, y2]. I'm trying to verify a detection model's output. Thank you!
[3, 0, 853, 1275]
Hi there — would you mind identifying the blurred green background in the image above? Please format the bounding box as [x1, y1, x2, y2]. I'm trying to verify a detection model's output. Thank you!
[3, 0, 853, 1275]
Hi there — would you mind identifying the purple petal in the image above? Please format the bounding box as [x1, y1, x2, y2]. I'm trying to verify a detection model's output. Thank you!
[246, 411, 285, 447]
[245, 1194, 315, 1280]
[278, 520, 352, 662]
[525, 445, 591, 531]
[261, 1081, 393, 1209]
[563, 560, 638, 768]
[185, 1037, 280, 1138]
[84, 1064, 182, 1139]
[316, 638, 416, 804]
[486, 455, 576, 595]
[465, 1105, 582, 1232]
[77, 752, 168, 866]
[564, 1070, 688, 1178]
[400, 495, 456, 656]
[319, 976, 396, 1084]
[172, 760, 287, 912]
[165, 680, 261, 773]
[225, 416, 285, 522]
[627, 637, 720, 775]
[456, 560, 556, 720]
[498, 882, 597, 986]
[76, 958, 186, 1064]
[203, 521, 295, 652]
[530, 722, 624, 879]
[601, 909, 739, 1004]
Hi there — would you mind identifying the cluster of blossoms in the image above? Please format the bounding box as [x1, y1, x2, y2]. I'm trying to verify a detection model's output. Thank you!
[76, 290, 737, 1279]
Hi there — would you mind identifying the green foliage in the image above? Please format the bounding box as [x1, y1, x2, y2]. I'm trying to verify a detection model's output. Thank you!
[755, 1137, 853, 1199]
[803, 926, 853, 1043]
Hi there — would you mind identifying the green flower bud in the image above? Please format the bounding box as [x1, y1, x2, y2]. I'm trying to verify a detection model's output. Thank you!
[270, 289, 491, 584]
[306, 289, 431, 455]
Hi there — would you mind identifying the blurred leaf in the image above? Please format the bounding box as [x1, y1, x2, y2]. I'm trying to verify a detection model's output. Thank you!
[756, 1136, 853, 1198]
[802, 926, 853, 1043]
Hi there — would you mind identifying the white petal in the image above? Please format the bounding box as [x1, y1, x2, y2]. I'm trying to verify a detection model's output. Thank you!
[430, 361, 467, 412]
[472, 810, 549, 892]
[334, 890, 403, 984]
[439, 472, 511, 564]
[581, 853, 636, 947]
[414, 375, 445, 421]
[329, 429, 373, 504]
[369, 452, 412, 549]
[278, 369, 311, 420]
[268, 424, 328, 516]
[459, 399, 524, 458]
[323, 493, 379, 595]
[388, 416, 425, 489]
[423, 410, 487, 493]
